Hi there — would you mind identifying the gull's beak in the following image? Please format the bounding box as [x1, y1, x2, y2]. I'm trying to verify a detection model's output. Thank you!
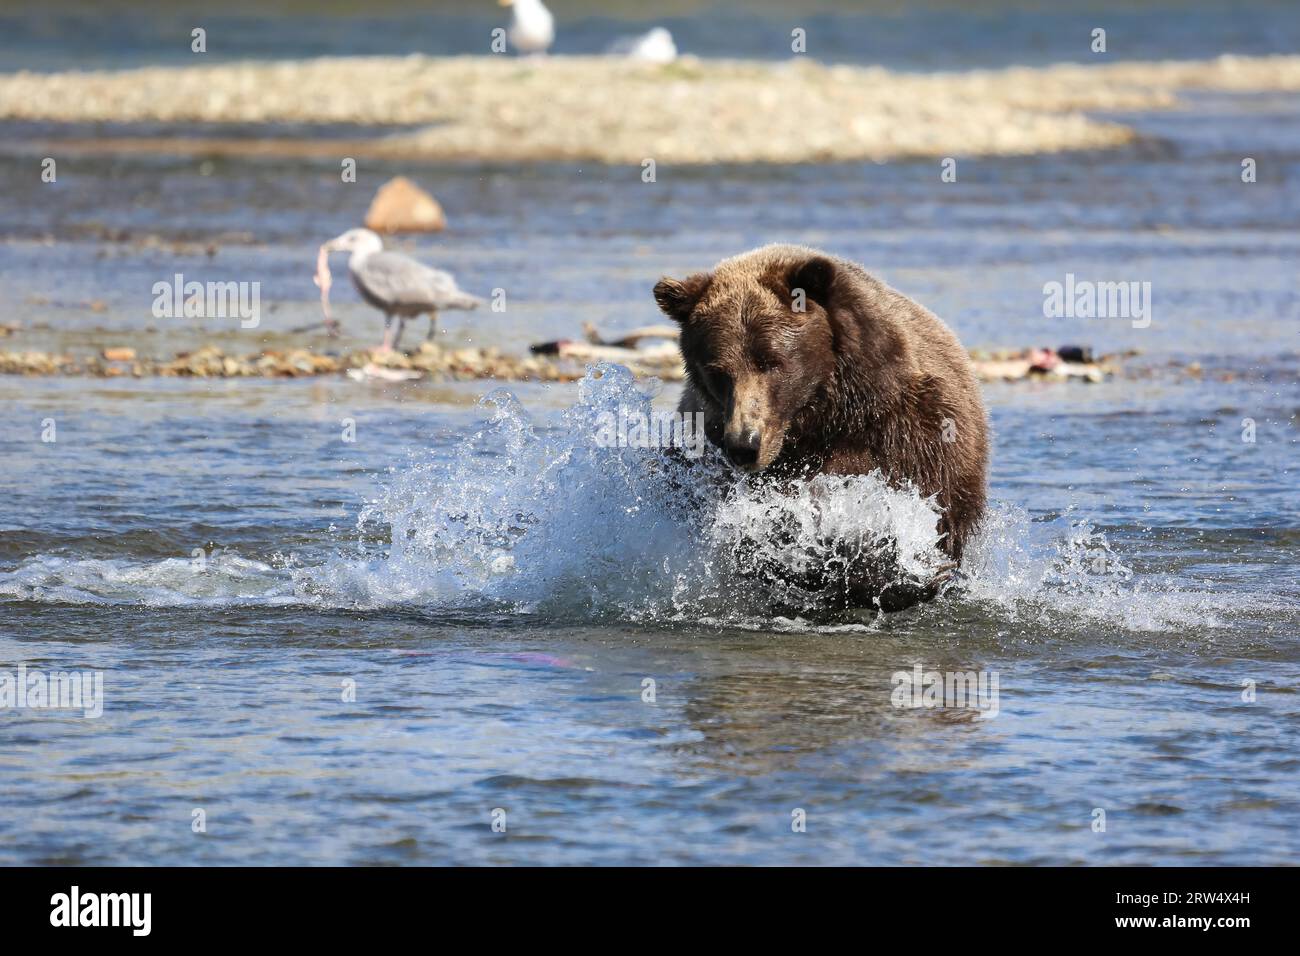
[321, 235, 346, 253]
[498, 0, 514, 6]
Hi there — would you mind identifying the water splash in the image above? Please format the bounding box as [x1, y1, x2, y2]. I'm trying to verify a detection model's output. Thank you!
[0, 366, 1280, 633]
[0, 551, 296, 608]
[314, 364, 947, 622]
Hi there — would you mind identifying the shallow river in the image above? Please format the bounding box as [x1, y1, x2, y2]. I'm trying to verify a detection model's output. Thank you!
[0, 4, 1297, 865]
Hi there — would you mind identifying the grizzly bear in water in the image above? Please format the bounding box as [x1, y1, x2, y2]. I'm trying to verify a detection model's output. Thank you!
[653, 244, 990, 612]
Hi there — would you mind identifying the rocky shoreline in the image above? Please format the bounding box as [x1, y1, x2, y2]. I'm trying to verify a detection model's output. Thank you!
[0, 342, 667, 382]
[4, 54, 1300, 164]
[0, 340, 1156, 384]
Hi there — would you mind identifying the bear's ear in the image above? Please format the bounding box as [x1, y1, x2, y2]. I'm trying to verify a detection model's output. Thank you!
[653, 272, 711, 322]
[788, 256, 836, 311]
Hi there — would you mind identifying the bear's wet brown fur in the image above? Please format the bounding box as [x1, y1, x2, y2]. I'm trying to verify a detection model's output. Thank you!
[654, 244, 989, 606]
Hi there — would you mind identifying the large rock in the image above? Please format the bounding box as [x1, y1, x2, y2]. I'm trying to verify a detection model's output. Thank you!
[364, 177, 447, 234]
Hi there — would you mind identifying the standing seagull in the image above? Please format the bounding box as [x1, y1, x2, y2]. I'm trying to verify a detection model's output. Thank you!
[321, 228, 481, 353]
[500, 0, 554, 56]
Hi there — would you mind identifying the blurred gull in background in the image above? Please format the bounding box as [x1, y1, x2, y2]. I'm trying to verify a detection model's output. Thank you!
[318, 228, 482, 353]
[606, 27, 677, 64]
[500, 0, 554, 56]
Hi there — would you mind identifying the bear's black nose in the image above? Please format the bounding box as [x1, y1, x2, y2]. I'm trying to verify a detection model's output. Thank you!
[724, 430, 762, 469]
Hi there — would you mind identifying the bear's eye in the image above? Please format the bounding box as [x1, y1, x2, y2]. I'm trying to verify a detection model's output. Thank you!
[701, 366, 731, 399]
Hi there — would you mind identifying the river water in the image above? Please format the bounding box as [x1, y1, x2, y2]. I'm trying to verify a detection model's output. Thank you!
[0, 2, 1297, 865]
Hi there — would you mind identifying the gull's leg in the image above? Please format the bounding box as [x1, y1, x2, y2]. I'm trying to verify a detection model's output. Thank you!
[392, 317, 407, 352]
[425, 308, 440, 342]
[377, 314, 397, 353]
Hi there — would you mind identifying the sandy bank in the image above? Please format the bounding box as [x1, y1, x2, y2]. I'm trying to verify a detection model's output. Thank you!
[0, 341, 1132, 384]
[3, 54, 1299, 164]
[0, 342, 657, 383]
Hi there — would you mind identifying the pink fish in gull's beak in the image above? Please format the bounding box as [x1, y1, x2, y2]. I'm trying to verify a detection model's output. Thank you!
[313, 244, 339, 335]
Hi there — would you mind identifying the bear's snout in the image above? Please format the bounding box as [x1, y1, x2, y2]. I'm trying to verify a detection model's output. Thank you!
[722, 428, 763, 470]
[721, 375, 782, 471]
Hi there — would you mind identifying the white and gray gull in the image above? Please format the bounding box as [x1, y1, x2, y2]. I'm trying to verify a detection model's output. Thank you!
[320, 228, 482, 352]
[499, 0, 554, 55]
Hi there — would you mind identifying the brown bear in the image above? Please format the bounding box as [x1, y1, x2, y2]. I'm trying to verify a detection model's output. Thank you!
[653, 244, 990, 611]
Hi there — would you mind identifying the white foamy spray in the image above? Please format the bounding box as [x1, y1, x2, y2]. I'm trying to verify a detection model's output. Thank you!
[0, 366, 1268, 633]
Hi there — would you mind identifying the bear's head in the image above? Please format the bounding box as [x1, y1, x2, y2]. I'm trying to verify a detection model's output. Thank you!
[654, 246, 839, 472]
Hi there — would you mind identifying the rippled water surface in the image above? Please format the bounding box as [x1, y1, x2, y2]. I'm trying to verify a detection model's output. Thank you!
[1, 3, 1299, 866]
